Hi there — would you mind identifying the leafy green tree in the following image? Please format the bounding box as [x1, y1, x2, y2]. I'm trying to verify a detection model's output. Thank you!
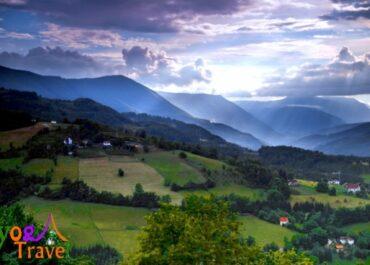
[316, 179, 329, 193]
[178, 151, 187, 159]
[127, 195, 313, 265]
[118, 168, 124, 177]
[329, 187, 336, 196]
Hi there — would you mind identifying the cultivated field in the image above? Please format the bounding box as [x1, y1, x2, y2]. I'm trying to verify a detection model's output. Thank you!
[79, 156, 183, 203]
[179, 151, 227, 171]
[180, 184, 265, 201]
[290, 194, 369, 208]
[0, 156, 78, 184]
[239, 215, 296, 246]
[137, 151, 206, 185]
[0, 122, 46, 150]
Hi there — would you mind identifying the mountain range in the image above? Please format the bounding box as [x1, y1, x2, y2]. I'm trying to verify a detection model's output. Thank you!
[2, 65, 370, 156]
[0, 65, 262, 150]
[161, 92, 280, 144]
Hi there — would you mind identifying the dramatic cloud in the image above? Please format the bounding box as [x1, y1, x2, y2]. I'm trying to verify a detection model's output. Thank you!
[40, 23, 123, 49]
[0, 0, 252, 33]
[258, 47, 370, 96]
[0, 46, 117, 77]
[122, 46, 211, 86]
[322, 0, 370, 20]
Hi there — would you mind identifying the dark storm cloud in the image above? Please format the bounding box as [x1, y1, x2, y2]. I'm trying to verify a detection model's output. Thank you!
[0, 0, 251, 32]
[122, 46, 212, 86]
[0, 46, 115, 77]
[321, 0, 370, 20]
[258, 47, 370, 97]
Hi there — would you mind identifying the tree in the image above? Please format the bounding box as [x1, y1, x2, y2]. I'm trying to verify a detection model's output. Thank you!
[329, 187, 336, 196]
[316, 179, 329, 193]
[118, 168, 124, 177]
[128, 195, 313, 265]
[178, 151, 187, 159]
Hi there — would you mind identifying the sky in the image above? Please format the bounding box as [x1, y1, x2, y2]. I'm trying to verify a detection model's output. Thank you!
[0, 0, 369, 101]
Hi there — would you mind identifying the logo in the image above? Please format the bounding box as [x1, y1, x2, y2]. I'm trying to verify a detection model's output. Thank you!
[0, 213, 68, 260]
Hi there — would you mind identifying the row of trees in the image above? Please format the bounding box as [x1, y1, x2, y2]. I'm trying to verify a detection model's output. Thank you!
[39, 179, 161, 209]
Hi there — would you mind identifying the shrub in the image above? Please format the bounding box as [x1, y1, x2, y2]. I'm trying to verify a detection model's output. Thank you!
[178, 151, 187, 159]
[118, 168, 124, 177]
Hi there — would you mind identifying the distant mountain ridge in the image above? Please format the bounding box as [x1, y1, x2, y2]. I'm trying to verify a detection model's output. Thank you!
[0, 65, 263, 150]
[261, 106, 344, 137]
[0, 65, 191, 121]
[296, 122, 370, 157]
[161, 92, 280, 144]
[235, 96, 370, 124]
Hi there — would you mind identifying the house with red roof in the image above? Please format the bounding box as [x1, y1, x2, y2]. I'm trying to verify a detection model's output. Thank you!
[344, 183, 361, 193]
[279, 217, 289, 226]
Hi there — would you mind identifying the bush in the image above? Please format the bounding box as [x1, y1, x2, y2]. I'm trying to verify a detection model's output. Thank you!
[178, 151, 187, 159]
[328, 187, 336, 196]
[118, 168, 124, 177]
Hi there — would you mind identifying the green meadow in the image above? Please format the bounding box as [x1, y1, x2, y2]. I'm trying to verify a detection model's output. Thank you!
[22, 197, 150, 256]
[239, 215, 296, 246]
[137, 151, 206, 185]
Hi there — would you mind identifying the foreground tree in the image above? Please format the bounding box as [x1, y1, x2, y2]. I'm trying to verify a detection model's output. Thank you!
[127, 195, 313, 265]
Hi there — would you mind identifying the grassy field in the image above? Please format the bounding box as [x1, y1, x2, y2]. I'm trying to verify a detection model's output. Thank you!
[79, 156, 183, 203]
[0, 156, 78, 184]
[52, 156, 79, 184]
[137, 151, 206, 185]
[22, 197, 295, 258]
[178, 151, 227, 171]
[362, 174, 370, 184]
[290, 193, 369, 208]
[239, 215, 296, 246]
[181, 184, 265, 201]
[0, 123, 46, 151]
[22, 197, 149, 256]
[343, 222, 370, 234]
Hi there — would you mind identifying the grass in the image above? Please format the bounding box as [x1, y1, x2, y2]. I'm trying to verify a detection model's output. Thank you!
[22, 158, 54, 176]
[343, 222, 370, 234]
[290, 193, 370, 208]
[22, 197, 295, 257]
[22, 197, 150, 256]
[362, 174, 370, 184]
[79, 156, 183, 204]
[178, 151, 227, 171]
[0, 156, 78, 184]
[137, 151, 205, 186]
[0, 123, 46, 151]
[239, 215, 296, 246]
[0, 157, 23, 170]
[181, 184, 265, 201]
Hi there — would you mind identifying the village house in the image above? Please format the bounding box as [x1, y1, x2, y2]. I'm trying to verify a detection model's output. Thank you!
[63, 137, 73, 145]
[344, 183, 361, 193]
[328, 179, 340, 185]
[50, 120, 57, 124]
[335, 243, 344, 253]
[102, 141, 112, 148]
[125, 141, 144, 152]
[340, 236, 355, 246]
[279, 217, 289, 226]
[288, 179, 299, 187]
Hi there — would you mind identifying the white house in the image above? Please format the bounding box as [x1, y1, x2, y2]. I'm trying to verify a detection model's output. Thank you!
[64, 137, 73, 145]
[50, 120, 57, 124]
[340, 237, 355, 246]
[102, 141, 112, 147]
[344, 183, 361, 193]
[328, 179, 340, 185]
